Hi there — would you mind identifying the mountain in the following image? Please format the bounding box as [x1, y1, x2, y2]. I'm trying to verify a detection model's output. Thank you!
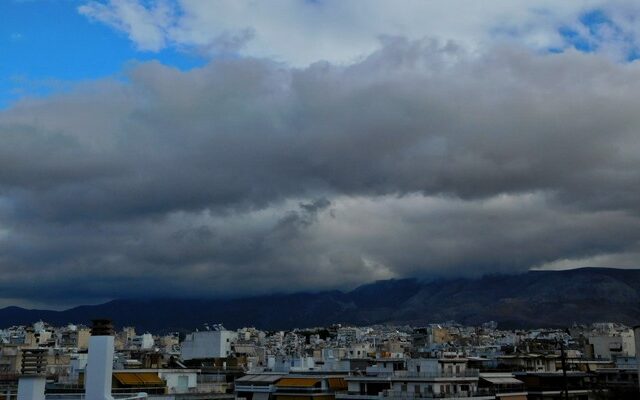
[1, 268, 639, 332]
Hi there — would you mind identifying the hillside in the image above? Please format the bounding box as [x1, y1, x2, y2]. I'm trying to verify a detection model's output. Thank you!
[0, 268, 638, 332]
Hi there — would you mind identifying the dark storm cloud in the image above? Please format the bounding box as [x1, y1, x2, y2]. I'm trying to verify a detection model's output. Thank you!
[1, 39, 640, 305]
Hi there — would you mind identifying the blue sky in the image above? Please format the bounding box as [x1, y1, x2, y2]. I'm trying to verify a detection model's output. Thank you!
[2, 1, 638, 109]
[0, 0, 203, 108]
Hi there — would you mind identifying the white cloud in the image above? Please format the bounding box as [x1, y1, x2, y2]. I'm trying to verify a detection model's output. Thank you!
[77, 0, 630, 65]
[79, 0, 175, 51]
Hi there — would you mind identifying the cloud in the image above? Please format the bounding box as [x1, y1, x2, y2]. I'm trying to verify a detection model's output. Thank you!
[2, 39, 640, 305]
[79, 0, 175, 51]
[77, 1, 640, 65]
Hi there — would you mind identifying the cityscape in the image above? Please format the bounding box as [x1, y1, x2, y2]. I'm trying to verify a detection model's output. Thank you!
[0, 318, 638, 399]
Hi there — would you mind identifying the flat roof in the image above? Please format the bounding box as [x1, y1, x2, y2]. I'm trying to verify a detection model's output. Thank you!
[480, 377, 523, 385]
[236, 374, 284, 384]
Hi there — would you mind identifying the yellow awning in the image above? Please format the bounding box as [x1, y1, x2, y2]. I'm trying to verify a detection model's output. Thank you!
[114, 373, 143, 386]
[328, 377, 347, 390]
[113, 372, 164, 387]
[276, 378, 321, 388]
[137, 372, 164, 385]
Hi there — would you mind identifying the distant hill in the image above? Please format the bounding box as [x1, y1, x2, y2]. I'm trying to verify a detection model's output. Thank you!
[1, 268, 639, 332]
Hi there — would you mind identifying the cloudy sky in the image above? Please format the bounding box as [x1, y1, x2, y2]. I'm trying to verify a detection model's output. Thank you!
[2, 0, 640, 308]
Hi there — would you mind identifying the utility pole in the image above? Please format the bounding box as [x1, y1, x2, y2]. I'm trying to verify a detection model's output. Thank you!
[559, 338, 569, 400]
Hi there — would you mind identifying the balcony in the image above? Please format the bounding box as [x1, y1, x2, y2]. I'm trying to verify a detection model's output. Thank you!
[10, 394, 151, 400]
[337, 391, 493, 399]
[388, 370, 479, 379]
[384, 390, 487, 399]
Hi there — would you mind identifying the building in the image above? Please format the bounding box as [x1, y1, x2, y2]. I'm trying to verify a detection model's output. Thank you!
[181, 329, 238, 361]
[514, 371, 595, 400]
[235, 374, 283, 400]
[337, 357, 488, 399]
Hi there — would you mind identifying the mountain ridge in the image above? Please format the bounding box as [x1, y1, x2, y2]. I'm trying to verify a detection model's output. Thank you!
[1, 267, 638, 332]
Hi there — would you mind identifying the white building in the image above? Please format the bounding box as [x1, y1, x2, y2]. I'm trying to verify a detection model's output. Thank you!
[338, 328, 358, 343]
[131, 333, 155, 350]
[339, 358, 483, 400]
[267, 355, 316, 372]
[589, 330, 636, 360]
[181, 329, 237, 361]
[348, 343, 373, 358]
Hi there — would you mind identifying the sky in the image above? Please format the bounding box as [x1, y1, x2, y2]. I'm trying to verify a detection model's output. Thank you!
[2, 1, 640, 308]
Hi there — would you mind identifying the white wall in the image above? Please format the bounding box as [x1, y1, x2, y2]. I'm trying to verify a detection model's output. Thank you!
[407, 359, 439, 374]
[133, 333, 155, 350]
[181, 330, 237, 360]
[85, 335, 114, 400]
[158, 371, 198, 394]
[590, 336, 626, 359]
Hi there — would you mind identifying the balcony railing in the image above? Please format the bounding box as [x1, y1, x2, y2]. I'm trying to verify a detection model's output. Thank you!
[46, 394, 147, 400]
[384, 370, 480, 379]
[385, 390, 479, 398]
[337, 390, 488, 399]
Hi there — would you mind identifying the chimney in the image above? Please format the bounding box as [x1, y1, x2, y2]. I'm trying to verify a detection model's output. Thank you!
[85, 319, 115, 400]
[17, 349, 47, 400]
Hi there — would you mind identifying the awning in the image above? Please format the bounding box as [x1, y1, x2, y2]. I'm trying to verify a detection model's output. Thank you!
[276, 378, 321, 388]
[327, 378, 347, 390]
[481, 377, 523, 385]
[237, 374, 283, 384]
[137, 373, 164, 385]
[113, 372, 164, 387]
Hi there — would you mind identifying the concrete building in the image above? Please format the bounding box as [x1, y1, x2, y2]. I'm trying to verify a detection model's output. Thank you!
[588, 330, 636, 360]
[131, 333, 155, 350]
[497, 354, 558, 373]
[338, 357, 485, 399]
[181, 329, 238, 361]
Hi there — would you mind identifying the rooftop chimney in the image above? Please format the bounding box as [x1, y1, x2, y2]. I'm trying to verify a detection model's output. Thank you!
[85, 319, 115, 400]
[17, 349, 47, 400]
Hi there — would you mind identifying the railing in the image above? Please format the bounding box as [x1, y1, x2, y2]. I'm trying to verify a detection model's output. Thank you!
[383, 390, 477, 398]
[198, 374, 227, 383]
[48, 386, 162, 394]
[338, 391, 490, 399]
[44, 393, 148, 400]
[389, 370, 480, 379]
[475, 387, 526, 395]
